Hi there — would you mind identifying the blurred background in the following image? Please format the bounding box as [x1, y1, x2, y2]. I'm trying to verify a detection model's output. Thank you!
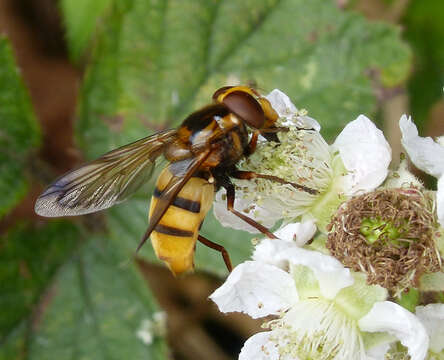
[0, 0, 443, 359]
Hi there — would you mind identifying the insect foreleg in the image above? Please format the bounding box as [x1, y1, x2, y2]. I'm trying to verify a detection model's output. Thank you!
[231, 170, 318, 195]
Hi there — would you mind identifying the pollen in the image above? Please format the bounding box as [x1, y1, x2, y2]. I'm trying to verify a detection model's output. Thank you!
[234, 121, 333, 221]
[326, 188, 442, 296]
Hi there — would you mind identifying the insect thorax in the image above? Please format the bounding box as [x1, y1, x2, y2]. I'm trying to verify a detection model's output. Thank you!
[164, 103, 249, 169]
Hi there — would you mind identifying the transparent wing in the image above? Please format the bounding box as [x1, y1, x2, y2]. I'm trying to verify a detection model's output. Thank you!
[35, 129, 177, 217]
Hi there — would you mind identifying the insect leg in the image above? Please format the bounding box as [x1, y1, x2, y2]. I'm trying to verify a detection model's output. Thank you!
[244, 131, 259, 156]
[197, 235, 233, 272]
[224, 182, 277, 239]
[259, 126, 289, 133]
[232, 170, 319, 195]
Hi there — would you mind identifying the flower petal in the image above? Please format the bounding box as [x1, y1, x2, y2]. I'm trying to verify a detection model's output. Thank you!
[209, 261, 298, 318]
[400, 114, 444, 178]
[239, 332, 281, 360]
[252, 238, 299, 269]
[365, 343, 391, 360]
[332, 115, 391, 195]
[274, 221, 317, 246]
[415, 304, 444, 353]
[437, 175, 444, 227]
[212, 188, 279, 233]
[384, 158, 423, 189]
[265, 89, 297, 118]
[265, 89, 321, 130]
[284, 248, 354, 299]
[359, 301, 429, 360]
[254, 240, 354, 299]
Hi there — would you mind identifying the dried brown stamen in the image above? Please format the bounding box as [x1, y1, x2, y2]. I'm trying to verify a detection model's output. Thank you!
[326, 188, 441, 295]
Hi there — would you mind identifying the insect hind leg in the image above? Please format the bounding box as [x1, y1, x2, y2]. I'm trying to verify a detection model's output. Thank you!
[197, 235, 233, 272]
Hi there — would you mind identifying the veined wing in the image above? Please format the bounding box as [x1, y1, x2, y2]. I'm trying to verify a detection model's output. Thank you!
[35, 129, 177, 217]
[136, 149, 211, 252]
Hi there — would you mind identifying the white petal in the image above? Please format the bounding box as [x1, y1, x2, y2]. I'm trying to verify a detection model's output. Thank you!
[437, 175, 444, 227]
[252, 238, 298, 269]
[212, 188, 278, 233]
[239, 331, 280, 360]
[265, 89, 321, 130]
[209, 261, 298, 318]
[253, 240, 354, 299]
[384, 158, 423, 189]
[296, 115, 321, 131]
[400, 114, 444, 178]
[265, 89, 298, 118]
[359, 301, 429, 360]
[365, 343, 391, 360]
[332, 115, 391, 195]
[239, 332, 281, 360]
[284, 248, 354, 299]
[274, 220, 317, 246]
[416, 304, 444, 353]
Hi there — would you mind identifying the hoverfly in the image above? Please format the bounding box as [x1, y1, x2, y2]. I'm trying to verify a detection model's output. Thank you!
[35, 86, 317, 275]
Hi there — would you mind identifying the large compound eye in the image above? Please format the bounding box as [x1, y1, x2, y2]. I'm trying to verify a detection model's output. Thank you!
[221, 90, 265, 129]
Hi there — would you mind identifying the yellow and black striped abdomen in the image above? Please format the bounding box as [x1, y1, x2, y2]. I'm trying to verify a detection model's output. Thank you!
[149, 167, 214, 275]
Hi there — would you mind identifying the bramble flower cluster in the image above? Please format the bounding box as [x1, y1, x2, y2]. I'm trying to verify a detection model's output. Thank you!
[211, 90, 444, 360]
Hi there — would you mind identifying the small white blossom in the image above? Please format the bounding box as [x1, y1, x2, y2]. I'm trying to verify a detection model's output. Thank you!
[214, 90, 391, 233]
[400, 115, 444, 227]
[210, 231, 428, 360]
[136, 311, 167, 345]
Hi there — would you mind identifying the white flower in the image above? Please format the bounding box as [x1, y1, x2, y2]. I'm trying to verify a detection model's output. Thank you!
[210, 236, 428, 360]
[214, 90, 391, 233]
[416, 304, 444, 355]
[400, 115, 444, 227]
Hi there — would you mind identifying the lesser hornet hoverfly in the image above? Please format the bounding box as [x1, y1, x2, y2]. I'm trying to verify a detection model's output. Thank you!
[35, 86, 317, 275]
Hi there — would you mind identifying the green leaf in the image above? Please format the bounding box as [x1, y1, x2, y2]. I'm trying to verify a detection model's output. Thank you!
[0, 322, 27, 360]
[1, 232, 168, 360]
[60, 0, 113, 62]
[403, 0, 444, 131]
[28, 237, 168, 360]
[0, 221, 79, 342]
[76, 0, 411, 274]
[0, 37, 40, 217]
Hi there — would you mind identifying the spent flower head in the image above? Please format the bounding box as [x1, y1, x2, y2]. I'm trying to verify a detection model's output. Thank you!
[326, 187, 442, 296]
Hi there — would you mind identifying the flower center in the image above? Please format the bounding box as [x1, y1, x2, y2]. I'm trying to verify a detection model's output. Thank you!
[326, 188, 441, 295]
[263, 300, 365, 360]
[236, 123, 334, 220]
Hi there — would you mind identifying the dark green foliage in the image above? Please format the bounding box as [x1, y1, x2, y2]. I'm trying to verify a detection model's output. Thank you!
[0, 37, 40, 217]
